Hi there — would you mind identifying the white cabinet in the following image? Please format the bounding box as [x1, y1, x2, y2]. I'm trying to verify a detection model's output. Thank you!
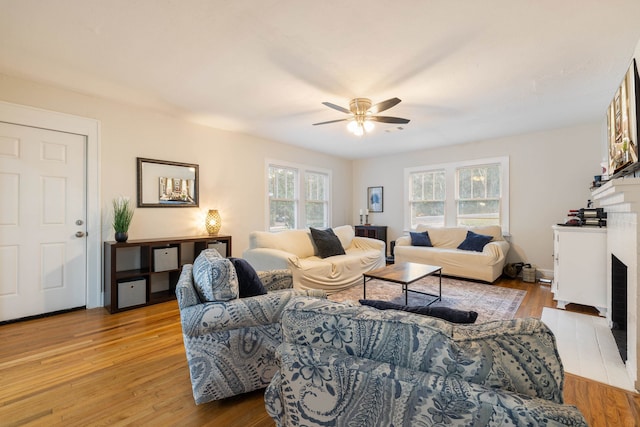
[552, 225, 607, 316]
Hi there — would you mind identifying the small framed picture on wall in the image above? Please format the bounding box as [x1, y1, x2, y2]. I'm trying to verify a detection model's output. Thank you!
[367, 186, 383, 212]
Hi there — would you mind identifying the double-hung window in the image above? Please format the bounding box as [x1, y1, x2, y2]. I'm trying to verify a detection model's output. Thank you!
[456, 164, 501, 227]
[267, 161, 331, 231]
[405, 157, 509, 232]
[408, 169, 446, 228]
[268, 165, 297, 231]
[304, 171, 329, 228]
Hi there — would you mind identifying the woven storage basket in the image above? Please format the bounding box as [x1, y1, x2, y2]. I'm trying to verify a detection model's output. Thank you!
[522, 265, 536, 283]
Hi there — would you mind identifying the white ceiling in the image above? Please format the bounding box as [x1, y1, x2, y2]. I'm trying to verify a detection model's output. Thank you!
[2, 0, 640, 159]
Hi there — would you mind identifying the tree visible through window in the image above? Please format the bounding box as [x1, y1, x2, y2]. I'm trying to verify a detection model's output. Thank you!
[405, 157, 509, 232]
[456, 164, 501, 226]
[269, 166, 297, 231]
[268, 163, 330, 231]
[408, 170, 446, 228]
[305, 172, 328, 228]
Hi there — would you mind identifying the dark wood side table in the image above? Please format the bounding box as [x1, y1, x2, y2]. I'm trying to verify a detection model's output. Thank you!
[354, 225, 387, 255]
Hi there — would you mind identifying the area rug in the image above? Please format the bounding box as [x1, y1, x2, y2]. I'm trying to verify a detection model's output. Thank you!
[328, 276, 526, 323]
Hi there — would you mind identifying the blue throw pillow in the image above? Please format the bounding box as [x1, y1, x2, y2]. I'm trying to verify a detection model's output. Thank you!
[229, 257, 267, 298]
[410, 231, 432, 247]
[359, 299, 478, 324]
[457, 230, 493, 252]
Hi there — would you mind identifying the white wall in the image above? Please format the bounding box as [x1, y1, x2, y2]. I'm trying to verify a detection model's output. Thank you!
[353, 123, 604, 272]
[0, 73, 353, 257]
[0, 71, 608, 275]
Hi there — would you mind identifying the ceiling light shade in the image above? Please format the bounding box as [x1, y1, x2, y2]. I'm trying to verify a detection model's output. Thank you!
[205, 209, 222, 235]
[347, 118, 370, 136]
[363, 120, 374, 132]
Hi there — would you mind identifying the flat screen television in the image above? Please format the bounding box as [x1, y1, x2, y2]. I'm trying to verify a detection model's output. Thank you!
[608, 58, 640, 178]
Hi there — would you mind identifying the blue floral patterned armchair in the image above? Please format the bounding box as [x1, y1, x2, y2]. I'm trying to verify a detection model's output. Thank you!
[265, 298, 587, 426]
[176, 250, 325, 404]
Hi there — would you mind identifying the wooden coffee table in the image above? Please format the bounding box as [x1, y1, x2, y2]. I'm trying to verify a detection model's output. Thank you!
[363, 262, 442, 306]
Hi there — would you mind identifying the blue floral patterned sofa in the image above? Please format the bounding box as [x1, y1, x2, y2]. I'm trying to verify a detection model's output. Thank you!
[176, 258, 325, 404]
[265, 298, 587, 426]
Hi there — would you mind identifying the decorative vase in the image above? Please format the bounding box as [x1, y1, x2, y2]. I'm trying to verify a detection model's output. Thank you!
[115, 231, 128, 243]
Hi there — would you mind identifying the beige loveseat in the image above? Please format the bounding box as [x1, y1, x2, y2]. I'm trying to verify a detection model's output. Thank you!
[394, 225, 509, 282]
[243, 225, 385, 294]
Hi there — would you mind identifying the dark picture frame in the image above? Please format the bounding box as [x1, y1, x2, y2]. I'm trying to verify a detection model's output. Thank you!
[367, 186, 383, 212]
[607, 58, 640, 177]
[137, 157, 199, 207]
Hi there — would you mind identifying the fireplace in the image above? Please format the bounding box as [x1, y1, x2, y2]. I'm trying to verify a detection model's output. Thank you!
[611, 254, 628, 361]
[592, 177, 640, 391]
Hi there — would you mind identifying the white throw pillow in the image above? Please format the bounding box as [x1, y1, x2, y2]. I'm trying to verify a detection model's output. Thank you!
[333, 225, 355, 249]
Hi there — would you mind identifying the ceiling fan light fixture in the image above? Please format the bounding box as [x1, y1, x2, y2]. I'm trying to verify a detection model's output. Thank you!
[315, 97, 409, 136]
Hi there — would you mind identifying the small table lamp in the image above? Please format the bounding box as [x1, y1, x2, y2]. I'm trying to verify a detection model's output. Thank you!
[205, 209, 222, 235]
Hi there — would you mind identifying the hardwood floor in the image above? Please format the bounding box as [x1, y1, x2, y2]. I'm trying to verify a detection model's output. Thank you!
[0, 278, 638, 426]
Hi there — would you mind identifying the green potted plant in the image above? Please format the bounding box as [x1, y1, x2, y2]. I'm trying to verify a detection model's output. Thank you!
[112, 197, 135, 242]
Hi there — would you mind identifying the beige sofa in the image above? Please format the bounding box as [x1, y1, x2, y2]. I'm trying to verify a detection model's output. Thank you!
[243, 225, 385, 294]
[394, 225, 509, 282]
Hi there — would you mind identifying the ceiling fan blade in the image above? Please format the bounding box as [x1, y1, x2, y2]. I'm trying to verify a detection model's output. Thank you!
[369, 97, 401, 114]
[369, 116, 410, 124]
[322, 102, 351, 114]
[312, 118, 349, 126]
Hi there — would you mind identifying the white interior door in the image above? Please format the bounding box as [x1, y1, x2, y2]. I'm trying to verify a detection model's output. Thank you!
[0, 122, 87, 322]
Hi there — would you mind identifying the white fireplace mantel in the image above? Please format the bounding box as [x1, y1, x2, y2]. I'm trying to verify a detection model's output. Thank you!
[592, 177, 640, 390]
[593, 177, 640, 209]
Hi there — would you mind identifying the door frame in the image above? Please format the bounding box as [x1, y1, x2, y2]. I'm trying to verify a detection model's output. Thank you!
[0, 101, 102, 308]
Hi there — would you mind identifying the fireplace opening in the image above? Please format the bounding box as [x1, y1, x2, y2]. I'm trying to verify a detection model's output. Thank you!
[611, 254, 628, 362]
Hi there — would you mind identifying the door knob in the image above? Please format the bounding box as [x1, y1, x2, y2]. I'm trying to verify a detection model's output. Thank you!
[75, 231, 85, 238]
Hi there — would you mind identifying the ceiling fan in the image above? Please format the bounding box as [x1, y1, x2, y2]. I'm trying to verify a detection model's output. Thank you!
[312, 97, 410, 136]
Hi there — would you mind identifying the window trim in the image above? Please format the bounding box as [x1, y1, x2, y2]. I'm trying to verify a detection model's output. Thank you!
[404, 156, 509, 233]
[266, 159, 332, 231]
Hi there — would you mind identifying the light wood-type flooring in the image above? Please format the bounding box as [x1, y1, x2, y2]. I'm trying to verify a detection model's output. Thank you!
[0, 278, 638, 426]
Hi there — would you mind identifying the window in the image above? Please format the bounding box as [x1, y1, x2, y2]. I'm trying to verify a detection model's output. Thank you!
[405, 157, 509, 232]
[267, 161, 331, 231]
[305, 171, 329, 228]
[408, 170, 446, 228]
[456, 164, 501, 227]
[268, 166, 297, 231]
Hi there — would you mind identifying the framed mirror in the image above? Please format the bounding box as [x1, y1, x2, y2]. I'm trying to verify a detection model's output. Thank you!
[137, 158, 199, 207]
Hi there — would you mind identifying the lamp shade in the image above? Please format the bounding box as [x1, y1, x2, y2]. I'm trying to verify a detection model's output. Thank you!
[205, 209, 222, 235]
